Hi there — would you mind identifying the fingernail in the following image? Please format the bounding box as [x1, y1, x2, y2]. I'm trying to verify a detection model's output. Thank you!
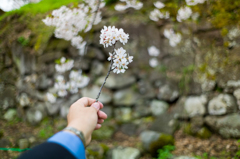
[92, 103, 100, 110]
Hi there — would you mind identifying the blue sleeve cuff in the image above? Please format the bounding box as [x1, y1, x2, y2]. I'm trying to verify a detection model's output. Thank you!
[48, 131, 86, 159]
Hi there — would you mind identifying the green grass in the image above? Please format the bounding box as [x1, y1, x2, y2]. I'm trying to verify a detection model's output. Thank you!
[155, 145, 175, 159]
[0, 0, 82, 21]
[37, 118, 54, 139]
[195, 152, 217, 159]
[17, 36, 29, 46]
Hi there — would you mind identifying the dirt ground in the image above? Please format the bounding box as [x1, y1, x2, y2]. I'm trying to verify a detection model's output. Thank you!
[0, 119, 239, 159]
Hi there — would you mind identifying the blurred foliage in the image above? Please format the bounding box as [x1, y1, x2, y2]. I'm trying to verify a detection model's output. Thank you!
[156, 145, 175, 159]
[234, 140, 240, 159]
[0, 0, 82, 21]
[17, 36, 29, 46]
[195, 152, 217, 159]
[209, 0, 240, 28]
[104, 0, 118, 6]
[179, 65, 194, 94]
[150, 134, 175, 157]
[38, 118, 54, 139]
[8, 117, 22, 126]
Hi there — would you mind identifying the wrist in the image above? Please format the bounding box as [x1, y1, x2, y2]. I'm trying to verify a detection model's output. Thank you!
[63, 127, 86, 147]
[67, 122, 87, 138]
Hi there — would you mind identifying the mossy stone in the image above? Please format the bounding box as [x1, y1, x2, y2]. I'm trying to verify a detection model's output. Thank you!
[196, 127, 212, 139]
[149, 134, 175, 157]
[86, 143, 109, 159]
[92, 125, 115, 140]
[183, 123, 194, 136]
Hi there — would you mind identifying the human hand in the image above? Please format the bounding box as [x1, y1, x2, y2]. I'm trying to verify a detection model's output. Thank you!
[65, 97, 107, 146]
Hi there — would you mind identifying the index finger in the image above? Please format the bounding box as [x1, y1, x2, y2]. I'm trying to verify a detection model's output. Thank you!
[75, 97, 104, 109]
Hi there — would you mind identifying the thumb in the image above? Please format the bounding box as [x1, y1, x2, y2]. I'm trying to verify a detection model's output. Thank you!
[91, 103, 100, 111]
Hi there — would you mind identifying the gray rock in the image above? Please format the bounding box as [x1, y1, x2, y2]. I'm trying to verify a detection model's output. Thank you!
[208, 94, 237, 115]
[18, 139, 29, 149]
[11, 43, 36, 75]
[133, 99, 151, 118]
[36, 74, 51, 90]
[1, 98, 15, 110]
[157, 84, 179, 102]
[233, 89, 240, 109]
[96, 74, 136, 89]
[45, 100, 61, 116]
[90, 60, 104, 76]
[101, 105, 113, 118]
[82, 85, 112, 104]
[201, 80, 216, 92]
[73, 58, 91, 71]
[137, 80, 155, 98]
[37, 51, 63, 63]
[26, 104, 46, 125]
[120, 123, 137, 136]
[171, 97, 187, 119]
[227, 80, 240, 88]
[191, 116, 204, 127]
[110, 147, 140, 159]
[3, 109, 17, 121]
[140, 130, 161, 151]
[205, 113, 240, 138]
[18, 93, 30, 107]
[60, 105, 70, 118]
[114, 107, 132, 122]
[113, 88, 139, 106]
[150, 113, 178, 135]
[16, 79, 46, 101]
[60, 94, 81, 118]
[184, 95, 207, 117]
[150, 100, 169, 116]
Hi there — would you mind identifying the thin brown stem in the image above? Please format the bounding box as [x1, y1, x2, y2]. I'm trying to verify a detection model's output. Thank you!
[96, 44, 116, 102]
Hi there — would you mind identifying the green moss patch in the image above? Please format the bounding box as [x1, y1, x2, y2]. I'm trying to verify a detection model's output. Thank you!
[149, 134, 175, 157]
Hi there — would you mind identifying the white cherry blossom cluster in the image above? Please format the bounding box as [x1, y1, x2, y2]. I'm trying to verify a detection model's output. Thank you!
[100, 26, 133, 74]
[54, 75, 69, 97]
[164, 29, 182, 47]
[1, 0, 41, 12]
[149, 1, 169, 21]
[42, 0, 105, 55]
[115, 0, 143, 11]
[186, 0, 206, 6]
[148, 46, 160, 56]
[108, 47, 133, 74]
[68, 70, 90, 94]
[46, 92, 57, 104]
[154, 1, 165, 9]
[148, 46, 160, 68]
[55, 57, 74, 73]
[177, 6, 192, 22]
[150, 9, 170, 21]
[100, 26, 129, 48]
[51, 70, 90, 98]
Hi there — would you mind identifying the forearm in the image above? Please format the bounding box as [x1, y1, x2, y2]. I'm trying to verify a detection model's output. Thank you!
[18, 131, 86, 159]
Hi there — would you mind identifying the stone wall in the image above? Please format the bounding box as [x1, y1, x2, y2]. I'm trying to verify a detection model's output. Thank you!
[1, 2, 240, 158]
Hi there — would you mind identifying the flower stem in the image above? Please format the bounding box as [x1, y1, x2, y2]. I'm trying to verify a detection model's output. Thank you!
[96, 44, 116, 102]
